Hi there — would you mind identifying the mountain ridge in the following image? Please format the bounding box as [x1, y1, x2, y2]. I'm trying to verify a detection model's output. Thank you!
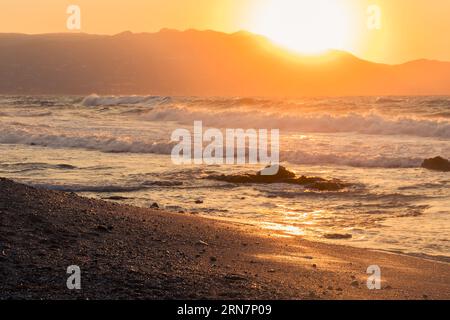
[0, 29, 449, 96]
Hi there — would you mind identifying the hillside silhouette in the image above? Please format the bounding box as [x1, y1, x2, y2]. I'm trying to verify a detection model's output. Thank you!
[1, 29, 449, 96]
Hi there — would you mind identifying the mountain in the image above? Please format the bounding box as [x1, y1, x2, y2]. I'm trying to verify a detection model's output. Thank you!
[0, 29, 449, 96]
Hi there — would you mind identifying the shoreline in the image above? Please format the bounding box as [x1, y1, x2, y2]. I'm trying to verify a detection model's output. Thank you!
[194, 213, 450, 265]
[1, 177, 449, 300]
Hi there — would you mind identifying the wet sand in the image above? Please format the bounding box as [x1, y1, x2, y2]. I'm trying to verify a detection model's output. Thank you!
[0, 177, 449, 300]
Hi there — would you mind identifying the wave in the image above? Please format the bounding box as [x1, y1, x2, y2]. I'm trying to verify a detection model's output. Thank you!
[0, 125, 432, 168]
[31, 183, 148, 193]
[0, 125, 176, 154]
[0, 162, 77, 173]
[30, 179, 183, 193]
[138, 104, 450, 139]
[81, 94, 172, 107]
[77, 95, 450, 139]
[375, 97, 406, 104]
[282, 151, 424, 168]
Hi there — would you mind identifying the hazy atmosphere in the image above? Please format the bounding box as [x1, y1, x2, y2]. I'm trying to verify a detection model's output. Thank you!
[1, 0, 450, 63]
[1, 0, 449, 304]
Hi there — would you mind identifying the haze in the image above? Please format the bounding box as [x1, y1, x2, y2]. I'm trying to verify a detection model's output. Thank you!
[1, 0, 450, 64]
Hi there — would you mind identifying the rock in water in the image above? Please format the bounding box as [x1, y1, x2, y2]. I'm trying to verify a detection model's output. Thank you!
[150, 202, 159, 209]
[421, 156, 450, 172]
[207, 165, 348, 191]
[323, 233, 352, 240]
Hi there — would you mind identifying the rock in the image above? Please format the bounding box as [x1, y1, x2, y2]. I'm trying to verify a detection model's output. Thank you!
[96, 225, 111, 233]
[323, 233, 352, 240]
[104, 196, 129, 201]
[210, 256, 217, 262]
[195, 200, 204, 204]
[207, 166, 349, 191]
[150, 202, 159, 209]
[351, 280, 359, 287]
[421, 156, 450, 172]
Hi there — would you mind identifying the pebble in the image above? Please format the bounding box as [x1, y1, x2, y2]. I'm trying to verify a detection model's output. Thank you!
[351, 280, 359, 287]
[196, 240, 209, 246]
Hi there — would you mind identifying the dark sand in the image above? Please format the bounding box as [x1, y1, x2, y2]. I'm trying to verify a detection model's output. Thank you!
[0, 178, 449, 300]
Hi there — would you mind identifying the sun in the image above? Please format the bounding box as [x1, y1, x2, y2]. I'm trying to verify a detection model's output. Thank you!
[248, 0, 354, 54]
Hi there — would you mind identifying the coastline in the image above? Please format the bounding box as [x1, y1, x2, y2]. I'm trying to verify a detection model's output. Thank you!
[1, 177, 449, 300]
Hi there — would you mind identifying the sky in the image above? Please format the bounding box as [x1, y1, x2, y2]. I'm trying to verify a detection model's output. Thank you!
[1, 0, 449, 64]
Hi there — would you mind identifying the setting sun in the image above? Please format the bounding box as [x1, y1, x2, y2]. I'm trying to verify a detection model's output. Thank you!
[249, 0, 355, 54]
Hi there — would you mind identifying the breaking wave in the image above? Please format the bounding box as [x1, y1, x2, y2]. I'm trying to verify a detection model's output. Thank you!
[0, 124, 432, 168]
[139, 105, 450, 139]
[81, 94, 172, 107]
[77, 95, 450, 138]
[0, 124, 175, 154]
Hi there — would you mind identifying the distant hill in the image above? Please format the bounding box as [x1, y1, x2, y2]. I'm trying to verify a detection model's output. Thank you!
[1, 29, 449, 96]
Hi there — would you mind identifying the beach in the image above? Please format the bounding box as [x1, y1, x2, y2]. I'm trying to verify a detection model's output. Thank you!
[1, 177, 449, 300]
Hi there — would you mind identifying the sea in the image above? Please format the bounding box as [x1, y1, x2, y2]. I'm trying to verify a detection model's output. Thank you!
[1, 95, 449, 261]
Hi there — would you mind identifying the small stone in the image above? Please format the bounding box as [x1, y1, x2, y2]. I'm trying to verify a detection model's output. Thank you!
[96, 225, 110, 233]
[195, 240, 209, 246]
[351, 280, 359, 287]
[150, 202, 159, 209]
[210, 256, 217, 262]
[195, 200, 204, 204]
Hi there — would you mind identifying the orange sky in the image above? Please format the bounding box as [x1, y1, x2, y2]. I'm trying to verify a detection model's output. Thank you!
[1, 0, 449, 64]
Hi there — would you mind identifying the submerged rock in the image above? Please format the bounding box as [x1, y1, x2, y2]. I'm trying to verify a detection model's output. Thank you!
[421, 156, 450, 172]
[207, 166, 348, 191]
[323, 233, 352, 240]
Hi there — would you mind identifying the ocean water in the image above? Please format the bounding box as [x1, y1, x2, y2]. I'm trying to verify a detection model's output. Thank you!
[0, 95, 449, 260]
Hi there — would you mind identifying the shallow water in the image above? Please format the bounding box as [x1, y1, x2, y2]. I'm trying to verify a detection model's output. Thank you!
[0, 95, 449, 260]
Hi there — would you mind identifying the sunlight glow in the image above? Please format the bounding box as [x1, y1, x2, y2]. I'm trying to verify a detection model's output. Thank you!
[249, 0, 354, 54]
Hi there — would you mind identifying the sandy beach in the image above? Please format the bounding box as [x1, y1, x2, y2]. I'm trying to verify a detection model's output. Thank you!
[0, 177, 449, 300]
